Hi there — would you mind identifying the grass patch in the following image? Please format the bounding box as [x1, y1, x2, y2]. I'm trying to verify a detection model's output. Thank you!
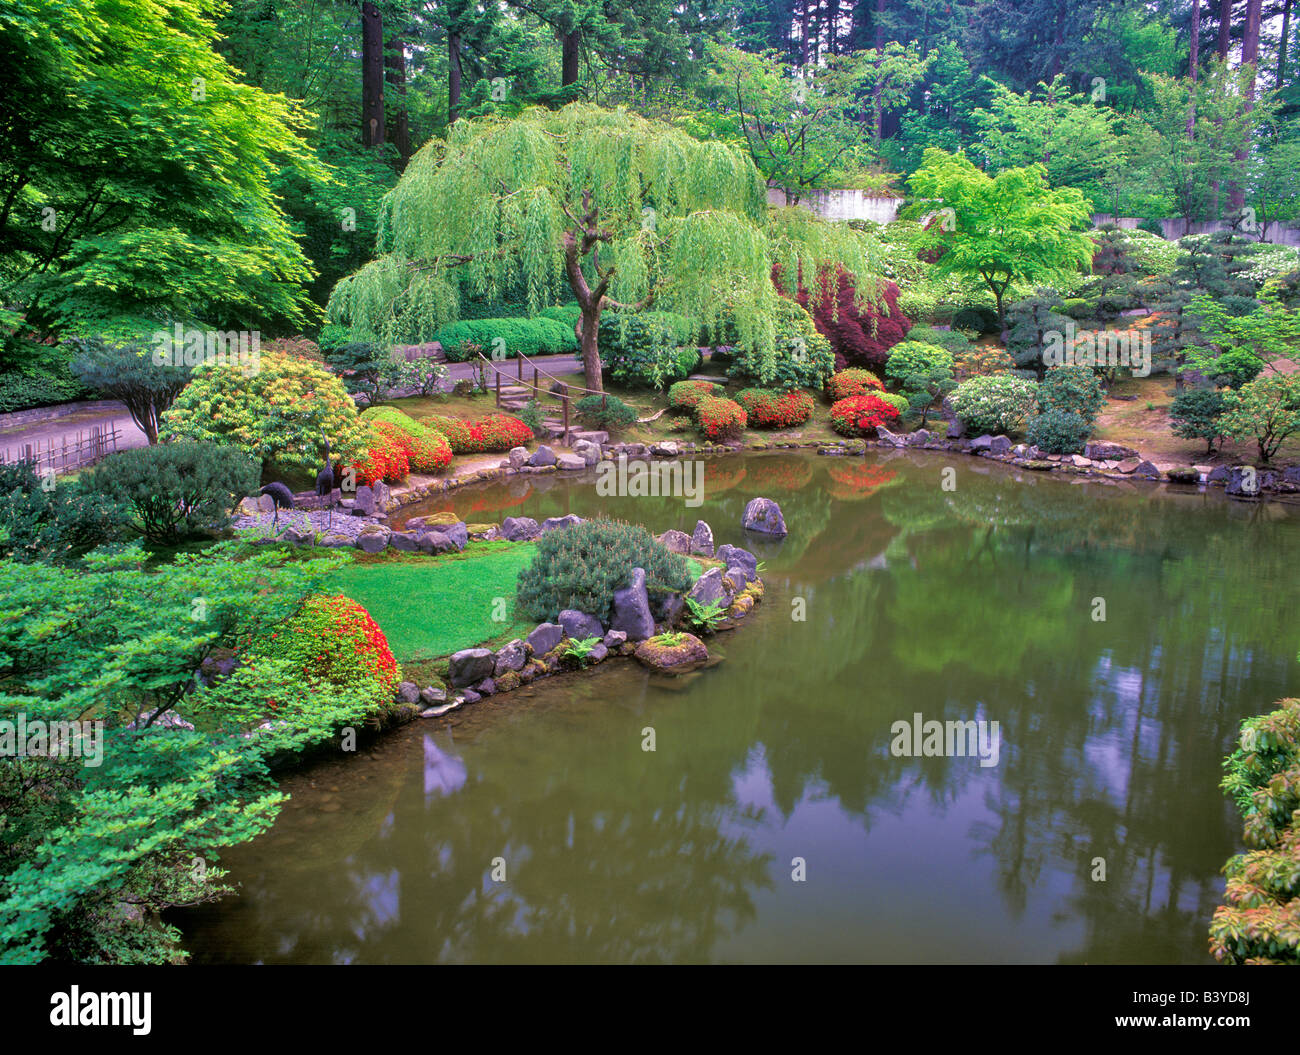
[330, 540, 538, 661]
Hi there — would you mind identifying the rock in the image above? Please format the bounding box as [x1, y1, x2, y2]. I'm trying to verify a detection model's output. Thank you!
[690, 520, 714, 557]
[352, 485, 376, 516]
[970, 434, 995, 452]
[715, 543, 758, 582]
[877, 426, 906, 448]
[408, 512, 460, 530]
[611, 567, 655, 641]
[556, 453, 587, 471]
[540, 514, 583, 533]
[1133, 459, 1162, 480]
[1226, 466, 1276, 497]
[658, 529, 692, 554]
[508, 446, 529, 469]
[1166, 467, 1200, 484]
[723, 567, 748, 595]
[317, 532, 354, 548]
[1283, 465, 1300, 485]
[355, 526, 391, 553]
[1070, 454, 1092, 468]
[587, 642, 609, 663]
[603, 629, 628, 649]
[528, 445, 557, 467]
[449, 648, 495, 688]
[388, 530, 419, 552]
[475, 677, 497, 697]
[572, 439, 602, 466]
[634, 632, 709, 674]
[1116, 457, 1142, 474]
[417, 529, 458, 554]
[495, 671, 522, 693]
[946, 420, 964, 439]
[570, 430, 609, 446]
[687, 567, 726, 609]
[421, 700, 460, 718]
[371, 480, 392, 511]
[1085, 441, 1140, 461]
[461, 689, 482, 705]
[742, 497, 788, 537]
[420, 686, 447, 706]
[236, 497, 261, 516]
[527, 622, 564, 655]
[255, 494, 275, 514]
[1021, 460, 1056, 471]
[558, 609, 604, 641]
[396, 681, 421, 704]
[283, 524, 313, 545]
[493, 639, 528, 675]
[1207, 465, 1232, 484]
[501, 516, 540, 541]
[659, 594, 685, 629]
[906, 429, 931, 446]
[127, 708, 196, 732]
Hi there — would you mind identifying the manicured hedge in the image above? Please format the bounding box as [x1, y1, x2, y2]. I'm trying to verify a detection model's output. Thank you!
[424, 413, 534, 453]
[829, 393, 901, 437]
[735, 388, 814, 428]
[667, 379, 723, 413]
[695, 396, 747, 441]
[826, 368, 885, 401]
[435, 317, 578, 361]
[360, 406, 453, 473]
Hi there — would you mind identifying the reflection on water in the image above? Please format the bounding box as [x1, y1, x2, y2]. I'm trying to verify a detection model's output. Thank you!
[177, 452, 1300, 963]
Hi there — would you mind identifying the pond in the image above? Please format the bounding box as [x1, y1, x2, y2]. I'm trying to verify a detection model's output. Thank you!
[176, 451, 1300, 963]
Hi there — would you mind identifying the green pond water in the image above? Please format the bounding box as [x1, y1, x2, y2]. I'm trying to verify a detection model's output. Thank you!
[177, 450, 1300, 964]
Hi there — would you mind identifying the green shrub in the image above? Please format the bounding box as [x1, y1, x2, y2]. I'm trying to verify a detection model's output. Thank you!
[0, 339, 93, 412]
[952, 305, 1000, 334]
[516, 518, 692, 623]
[1169, 388, 1227, 454]
[668, 379, 723, 412]
[68, 335, 193, 444]
[538, 304, 582, 330]
[575, 394, 637, 430]
[950, 374, 1040, 435]
[84, 442, 261, 544]
[727, 298, 835, 390]
[517, 399, 547, 438]
[359, 406, 454, 472]
[884, 341, 956, 425]
[160, 350, 367, 475]
[878, 391, 911, 415]
[435, 317, 578, 361]
[906, 325, 973, 357]
[0, 460, 125, 564]
[1038, 365, 1106, 425]
[1025, 409, 1090, 453]
[598, 312, 698, 389]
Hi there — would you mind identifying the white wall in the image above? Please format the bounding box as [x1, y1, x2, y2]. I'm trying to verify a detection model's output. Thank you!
[767, 187, 902, 224]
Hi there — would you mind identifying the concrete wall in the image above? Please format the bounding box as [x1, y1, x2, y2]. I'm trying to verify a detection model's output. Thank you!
[1092, 213, 1300, 247]
[767, 186, 902, 224]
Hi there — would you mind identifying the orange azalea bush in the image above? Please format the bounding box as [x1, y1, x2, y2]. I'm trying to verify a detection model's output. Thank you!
[360, 406, 453, 473]
[424, 413, 534, 453]
[695, 396, 747, 441]
[250, 595, 401, 715]
[829, 393, 901, 437]
[351, 420, 412, 485]
[826, 368, 885, 401]
[668, 379, 723, 413]
[735, 389, 815, 428]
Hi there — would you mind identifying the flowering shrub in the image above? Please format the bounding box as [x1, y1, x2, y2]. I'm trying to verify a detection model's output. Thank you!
[424, 413, 534, 453]
[360, 406, 453, 473]
[734, 388, 814, 428]
[829, 393, 900, 436]
[826, 369, 885, 401]
[668, 379, 723, 413]
[249, 595, 401, 715]
[351, 420, 412, 485]
[695, 396, 747, 441]
[949, 375, 1040, 436]
[952, 344, 1015, 380]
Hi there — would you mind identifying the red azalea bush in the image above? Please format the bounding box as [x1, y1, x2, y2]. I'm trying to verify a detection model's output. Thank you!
[251, 595, 401, 714]
[668, 379, 723, 413]
[829, 393, 901, 437]
[360, 407, 453, 473]
[695, 396, 747, 442]
[777, 262, 912, 372]
[351, 420, 412, 485]
[424, 413, 534, 454]
[734, 388, 815, 428]
[826, 369, 885, 401]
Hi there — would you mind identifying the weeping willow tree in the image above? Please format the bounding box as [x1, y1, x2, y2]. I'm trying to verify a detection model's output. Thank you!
[327, 103, 882, 392]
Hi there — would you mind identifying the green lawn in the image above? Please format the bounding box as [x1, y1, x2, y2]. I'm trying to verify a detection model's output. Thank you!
[330, 542, 538, 661]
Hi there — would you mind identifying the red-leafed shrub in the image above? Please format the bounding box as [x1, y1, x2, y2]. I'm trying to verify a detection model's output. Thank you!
[251, 595, 401, 714]
[735, 388, 815, 428]
[826, 369, 885, 401]
[777, 262, 913, 372]
[695, 396, 747, 441]
[667, 379, 723, 413]
[424, 413, 534, 454]
[829, 394, 900, 437]
[351, 420, 412, 485]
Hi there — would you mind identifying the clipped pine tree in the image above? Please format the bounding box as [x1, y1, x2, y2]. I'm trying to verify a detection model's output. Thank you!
[326, 104, 881, 392]
[1004, 290, 1070, 380]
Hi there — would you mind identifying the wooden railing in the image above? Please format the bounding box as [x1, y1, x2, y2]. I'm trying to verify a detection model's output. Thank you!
[0, 424, 121, 477]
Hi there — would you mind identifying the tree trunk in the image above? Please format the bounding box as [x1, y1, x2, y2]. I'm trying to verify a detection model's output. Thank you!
[561, 30, 581, 87]
[1217, 0, 1233, 59]
[579, 307, 602, 394]
[449, 30, 463, 122]
[385, 33, 411, 162]
[361, 2, 385, 147]
[1228, 0, 1262, 212]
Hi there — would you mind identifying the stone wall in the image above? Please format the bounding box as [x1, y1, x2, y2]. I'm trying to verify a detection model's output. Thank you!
[767, 186, 902, 223]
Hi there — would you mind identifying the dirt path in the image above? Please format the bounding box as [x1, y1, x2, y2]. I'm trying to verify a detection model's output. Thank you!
[0, 403, 147, 463]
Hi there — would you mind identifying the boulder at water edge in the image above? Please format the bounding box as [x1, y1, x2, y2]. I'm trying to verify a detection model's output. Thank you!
[611, 567, 655, 640]
[634, 633, 709, 674]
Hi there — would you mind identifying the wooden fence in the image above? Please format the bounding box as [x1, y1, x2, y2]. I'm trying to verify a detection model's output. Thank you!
[0, 424, 121, 476]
